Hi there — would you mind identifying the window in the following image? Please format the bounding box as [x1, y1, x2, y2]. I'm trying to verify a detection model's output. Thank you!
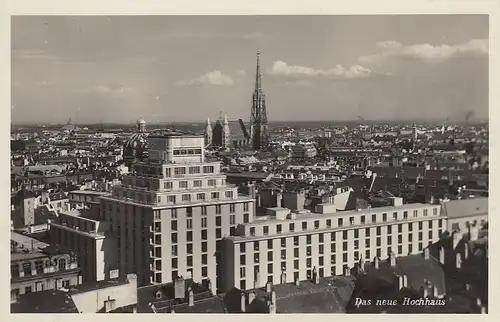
[208, 179, 216, 187]
[268, 251, 273, 261]
[187, 231, 193, 242]
[25, 286, 32, 294]
[201, 217, 207, 228]
[428, 231, 433, 239]
[289, 223, 295, 232]
[409, 223, 413, 232]
[277, 224, 282, 234]
[343, 253, 348, 262]
[319, 244, 324, 254]
[294, 248, 299, 257]
[302, 222, 308, 231]
[326, 219, 331, 228]
[197, 193, 205, 201]
[331, 232, 336, 241]
[388, 226, 392, 234]
[354, 229, 359, 239]
[226, 191, 234, 198]
[254, 253, 260, 263]
[365, 228, 370, 237]
[314, 220, 320, 229]
[189, 166, 201, 174]
[438, 219, 443, 228]
[244, 203, 249, 212]
[254, 242, 260, 251]
[376, 227, 381, 235]
[263, 226, 269, 235]
[423, 209, 428, 216]
[187, 256, 193, 267]
[418, 222, 423, 230]
[172, 245, 178, 256]
[306, 235, 312, 244]
[244, 214, 249, 223]
[211, 192, 220, 199]
[294, 260, 299, 269]
[433, 208, 438, 215]
[240, 267, 246, 278]
[403, 211, 408, 219]
[376, 237, 381, 247]
[319, 234, 324, 243]
[388, 236, 392, 244]
[230, 204, 235, 213]
[23, 263, 32, 276]
[240, 243, 246, 253]
[418, 232, 423, 240]
[202, 242, 207, 252]
[267, 240, 273, 249]
[164, 182, 173, 190]
[408, 233, 413, 241]
[193, 180, 202, 187]
[349, 216, 355, 225]
[372, 214, 376, 223]
[354, 240, 359, 249]
[230, 215, 236, 225]
[240, 255, 246, 265]
[338, 218, 343, 227]
[167, 195, 176, 204]
[343, 241, 348, 251]
[343, 231, 348, 240]
[250, 227, 255, 236]
[174, 167, 186, 176]
[361, 216, 365, 224]
[172, 258, 178, 268]
[240, 280, 246, 290]
[382, 213, 387, 222]
[413, 210, 418, 218]
[216, 228, 222, 239]
[216, 216, 222, 226]
[182, 194, 191, 202]
[393, 212, 398, 220]
[365, 239, 370, 248]
[203, 166, 214, 173]
[398, 235, 403, 244]
[429, 221, 433, 229]
[201, 230, 207, 240]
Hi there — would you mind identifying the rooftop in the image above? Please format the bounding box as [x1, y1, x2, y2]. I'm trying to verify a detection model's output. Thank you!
[11, 290, 79, 313]
[441, 197, 488, 219]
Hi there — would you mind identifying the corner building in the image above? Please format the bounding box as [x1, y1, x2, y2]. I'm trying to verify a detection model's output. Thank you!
[222, 197, 446, 292]
[100, 134, 255, 292]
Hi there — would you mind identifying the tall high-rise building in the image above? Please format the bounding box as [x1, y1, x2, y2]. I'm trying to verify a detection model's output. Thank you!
[100, 134, 256, 292]
[250, 49, 269, 151]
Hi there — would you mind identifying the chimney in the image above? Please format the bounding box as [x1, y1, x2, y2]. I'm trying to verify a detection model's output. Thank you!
[374, 256, 380, 269]
[433, 286, 438, 298]
[174, 277, 185, 299]
[240, 293, 246, 312]
[477, 298, 482, 307]
[271, 290, 277, 305]
[344, 267, 351, 277]
[294, 278, 300, 286]
[268, 300, 276, 314]
[132, 306, 137, 313]
[439, 247, 445, 265]
[398, 275, 404, 290]
[359, 257, 365, 272]
[188, 287, 194, 307]
[312, 267, 319, 284]
[389, 253, 396, 267]
[254, 272, 260, 289]
[403, 275, 408, 288]
[206, 278, 213, 294]
[424, 247, 430, 260]
[276, 193, 283, 207]
[265, 281, 272, 293]
[465, 284, 471, 291]
[452, 232, 461, 249]
[170, 307, 175, 314]
[78, 275, 83, 285]
[456, 253, 462, 269]
[481, 306, 487, 314]
[464, 245, 469, 260]
[280, 272, 286, 284]
[422, 286, 429, 298]
[248, 291, 256, 304]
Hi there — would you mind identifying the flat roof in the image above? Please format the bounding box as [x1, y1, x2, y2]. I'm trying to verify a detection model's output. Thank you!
[148, 134, 204, 139]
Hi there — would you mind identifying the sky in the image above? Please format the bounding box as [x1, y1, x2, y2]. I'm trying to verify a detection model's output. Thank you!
[11, 15, 488, 124]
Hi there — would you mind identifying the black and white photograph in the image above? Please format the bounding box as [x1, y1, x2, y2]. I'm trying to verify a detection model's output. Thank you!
[9, 12, 490, 314]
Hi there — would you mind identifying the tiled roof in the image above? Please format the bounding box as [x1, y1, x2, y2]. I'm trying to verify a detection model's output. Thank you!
[441, 198, 488, 219]
[11, 290, 79, 313]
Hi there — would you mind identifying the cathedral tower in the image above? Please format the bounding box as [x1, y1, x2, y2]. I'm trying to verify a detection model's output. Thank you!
[250, 49, 269, 150]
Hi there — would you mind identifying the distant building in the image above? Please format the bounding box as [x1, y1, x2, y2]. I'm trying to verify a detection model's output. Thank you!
[290, 143, 317, 159]
[209, 114, 250, 150]
[441, 197, 488, 237]
[249, 49, 269, 151]
[123, 118, 148, 167]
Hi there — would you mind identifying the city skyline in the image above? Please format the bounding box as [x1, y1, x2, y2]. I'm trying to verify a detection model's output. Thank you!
[12, 15, 488, 124]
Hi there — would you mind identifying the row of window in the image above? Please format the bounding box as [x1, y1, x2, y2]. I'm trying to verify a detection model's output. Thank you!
[241, 228, 443, 253]
[172, 165, 214, 176]
[163, 178, 222, 190]
[249, 218, 443, 237]
[11, 279, 71, 297]
[11, 259, 68, 278]
[153, 204, 246, 221]
[172, 148, 203, 156]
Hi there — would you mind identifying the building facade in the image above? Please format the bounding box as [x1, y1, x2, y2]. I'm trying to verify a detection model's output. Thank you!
[222, 199, 445, 292]
[11, 232, 81, 303]
[100, 134, 256, 292]
[49, 209, 118, 283]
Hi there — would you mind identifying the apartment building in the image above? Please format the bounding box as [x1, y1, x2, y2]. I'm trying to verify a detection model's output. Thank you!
[49, 209, 117, 283]
[222, 196, 445, 292]
[100, 134, 256, 292]
[11, 232, 81, 303]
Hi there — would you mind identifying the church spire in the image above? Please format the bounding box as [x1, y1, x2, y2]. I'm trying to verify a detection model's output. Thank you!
[255, 48, 262, 91]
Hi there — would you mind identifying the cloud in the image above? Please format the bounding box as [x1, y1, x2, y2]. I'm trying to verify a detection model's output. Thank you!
[284, 80, 313, 87]
[267, 61, 372, 79]
[359, 38, 488, 64]
[237, 70, 246, 77]
[242, 32, 272, 40]
[37, 80, 54, 86]
[176, 71, 234, 86]
[12, 50, 61, 61]
[79, 86, 135, 95]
